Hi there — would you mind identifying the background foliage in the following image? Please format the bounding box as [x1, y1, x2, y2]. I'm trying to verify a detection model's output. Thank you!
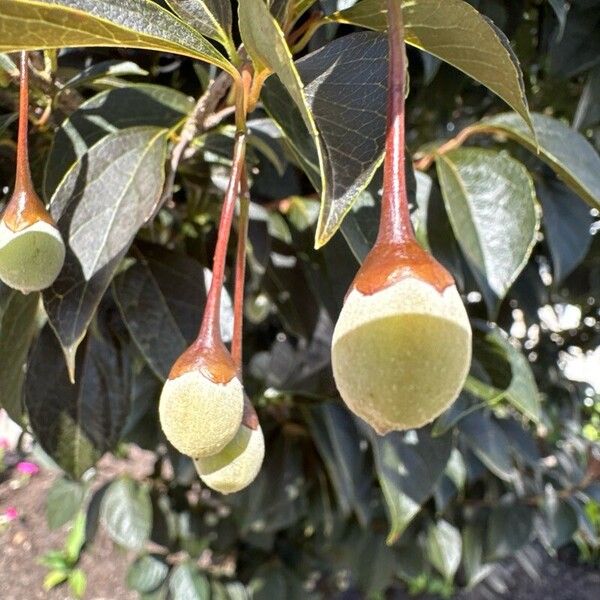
[1, 0, 600, 597]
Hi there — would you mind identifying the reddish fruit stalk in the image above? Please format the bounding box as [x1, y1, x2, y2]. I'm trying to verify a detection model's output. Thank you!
[15, 51, 32, 191]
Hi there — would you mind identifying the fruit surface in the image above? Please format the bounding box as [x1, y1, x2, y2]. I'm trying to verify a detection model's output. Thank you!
[195, 423, 264, 494]
[159, 370, 244, 457]
[0, 220, 65, 293]
[332, 277, 471, 433]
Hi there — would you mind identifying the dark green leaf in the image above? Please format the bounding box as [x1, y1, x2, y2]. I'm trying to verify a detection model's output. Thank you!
[436, 148, 538, 307]
[44, 126, 168, 376]
[100, 477, 152, 550]
[25, 324, 130, 478]
[169, 562, 210, 600]
[475, 112, 600, 210]
[538, 178, 593, 285]
[369, 427, 453, 544]
[45, 84, 191, 198]
[486, 504, 533, 559]
[61, 60, 148, 90]
[46, 477, 85, 530]
[328, 0, 532, 130]
[127, 555, 169, 594]
[0, 0, 233, 73]
[0, 289, 39, 423]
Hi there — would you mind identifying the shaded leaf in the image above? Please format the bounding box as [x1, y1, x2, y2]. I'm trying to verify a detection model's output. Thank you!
[328, 0, 532, 130]
[61, 60, 148, 90]
[169, 561, 210, 600]
[45, 84, 192, 198]
[0, 290, 39, 423]
[426, 519, 462, 580]
[436, 148, 538, 307]
[44, 126, 168, 375]
[100, 477, 152, 550]
[475, 112, 600, 210]
[369, 427, 453, 544]
[0, 0, 233, 74]
[46, 477, 85, 530]
[25, 324, 130, 479]
[486, 504, 533, 559]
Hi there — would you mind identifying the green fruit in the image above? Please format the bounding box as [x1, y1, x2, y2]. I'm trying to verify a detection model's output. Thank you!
[0, 220, 65, 293]
[194, 423, 265, 494]
[159, 370, 244, 457]
[332, 277, 472, 433]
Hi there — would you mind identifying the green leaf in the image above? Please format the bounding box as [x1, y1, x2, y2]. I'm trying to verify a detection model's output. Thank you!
[0, 290, 39, 423]
[43, 569, 69, 591]
[458, 412, 514, 480]
[127, 555, 169, 594]
[327, 0, 532, 131]
[369, 427, 453, 544]
[44, 126, 168, 377]
[0, 0, 234, 75]
[166, 0, 234, 53]
[46, 477, 85, 530]
[61, 59, 149, 90]
[25, 324, 130, 479]
[113, 244, 215, 382]
[45, 84, 192, 199]
[68, 569, 87, 598]
[436, 148, 538, 307]
[169, 562, 210, 600]
[474, 112, 600, 211]
[65, 512, 86, 563]
[307, 402, 372, 526]
[426, 520, 462, 581]
[100, 477, 152, 550]
[539, 179, 593, 285]
[486, 504, 533, 559]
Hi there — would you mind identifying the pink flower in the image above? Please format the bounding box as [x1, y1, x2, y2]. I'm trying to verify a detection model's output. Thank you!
[3, 506, 18, 521]
[16, 461, 39, 476]
[0, 438, 9, 450]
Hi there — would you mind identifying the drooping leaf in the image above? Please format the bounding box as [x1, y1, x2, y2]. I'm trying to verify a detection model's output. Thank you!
[436, 148, 538, 308]
[45, 84, 192, 198]
[100, 477, 152, 550]
[127, 555, 169, 594]
[368, 427, 453, 544]
[25, 324, 130, 479]
[0, 0, 234, 74]
[0, 289, 39, 423]
[166, 0, 233, 53]
[327, 0, 532, 130]
[473, 112, 600, 210]
[46, 477, 85, 530]
[44, 126, 168, 376]
[308, 402, 372, 526]
[426, 519, 462, 581]
[113, 243, 230, 382]
[169, 562, 210, 600]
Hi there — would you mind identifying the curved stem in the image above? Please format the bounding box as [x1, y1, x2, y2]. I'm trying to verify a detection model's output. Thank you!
[231, 166, 250, 370]
[377, 0, 414, 246]
[15, 52, 31, 192]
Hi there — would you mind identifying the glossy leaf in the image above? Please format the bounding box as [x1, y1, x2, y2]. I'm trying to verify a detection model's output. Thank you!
[44, 126, 168, 376]
[169, 562, 210, 600]
[0, 290, 39, 423]
[25, 324, 130, 479]
[369, 427, 452, 544]
[100, 477, 152, 550]
[426, 519, 462, 581]
[0, 0, 234, 74]
[474, 112, 600, 210]
[45, 84, 192, 198]
[61, 60, 149, 90]
[436, 148, 538, 305]
[327, 0, 532, 130]
[127, 555, 169, 594]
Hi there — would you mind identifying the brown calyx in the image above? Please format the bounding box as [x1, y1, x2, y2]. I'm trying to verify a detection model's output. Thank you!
[351, 239, 454, 296]
[1, 186, 56, 233]
[168, 337, 238, 384]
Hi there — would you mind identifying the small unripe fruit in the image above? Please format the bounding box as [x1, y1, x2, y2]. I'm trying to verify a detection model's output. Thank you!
[159, 357, 244, 457]
[0, 219, 65, 293]
[194, 416, 265, 494]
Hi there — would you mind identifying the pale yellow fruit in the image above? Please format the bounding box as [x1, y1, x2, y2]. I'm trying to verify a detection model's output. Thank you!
[194, 423, 265, 494]
[159, 370, 244, 457]
[0, 220, 65, 293]
[332, 277, 472, 434]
